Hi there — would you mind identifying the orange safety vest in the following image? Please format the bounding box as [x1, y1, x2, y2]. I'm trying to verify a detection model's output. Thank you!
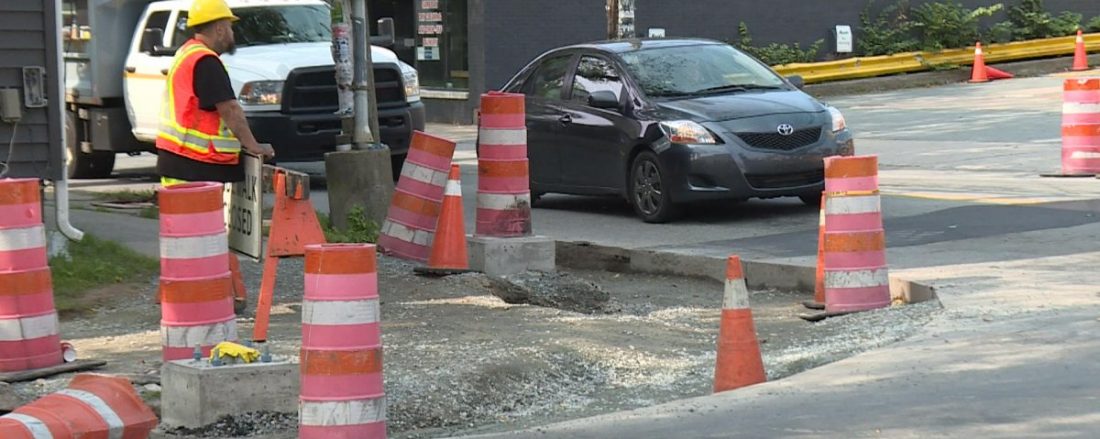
[156, 39, 241, 165]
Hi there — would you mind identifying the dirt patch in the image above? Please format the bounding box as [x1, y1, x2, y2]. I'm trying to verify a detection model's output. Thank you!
[14, 255, 940, 438]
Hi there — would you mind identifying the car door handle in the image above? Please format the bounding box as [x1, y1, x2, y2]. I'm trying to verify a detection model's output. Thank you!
[161, 69, 169, 76]
[124, 66, 136, 73]
[559, 114, 573, 125]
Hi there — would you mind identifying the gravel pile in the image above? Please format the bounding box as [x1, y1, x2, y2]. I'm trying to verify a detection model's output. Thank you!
[164, 412, 297, 438]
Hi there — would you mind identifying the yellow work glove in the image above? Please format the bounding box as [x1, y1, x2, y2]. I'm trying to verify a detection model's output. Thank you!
[210, 342, 261, 363]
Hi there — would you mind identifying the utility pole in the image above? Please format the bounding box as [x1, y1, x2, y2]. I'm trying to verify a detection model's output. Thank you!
[326, 0, 394, 230]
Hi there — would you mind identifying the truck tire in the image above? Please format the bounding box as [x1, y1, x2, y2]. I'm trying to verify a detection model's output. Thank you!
[65, 110, 115, 179]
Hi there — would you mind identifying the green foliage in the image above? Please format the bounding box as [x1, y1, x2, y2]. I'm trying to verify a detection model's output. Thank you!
[50, 234, 158, 313]
[1002, 0, 1081, 40]
[317, 207, 380, 243]
[858, 0, 1083, 55]
[1088, 16, 1100, 33]
[911, 2, 1003, 51]
[736, 22, 824, 65]
[858, 0, 921, 56]
[92, 189, 156, 203]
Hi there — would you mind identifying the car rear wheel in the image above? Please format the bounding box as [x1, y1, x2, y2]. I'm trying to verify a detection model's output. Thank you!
[629, 151, 679, 223]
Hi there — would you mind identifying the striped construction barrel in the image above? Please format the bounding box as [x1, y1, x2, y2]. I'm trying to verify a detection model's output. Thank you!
[158, 182, 237, 361]
[476, 92, 532, 237]
[378, 131, 457, 262]
[300, 244, 385, 439]
[0, 178, 62, 373]
[1061, 78, 1100, 175]
[822, 156, 890, 313]
[0, 373, 158, 438]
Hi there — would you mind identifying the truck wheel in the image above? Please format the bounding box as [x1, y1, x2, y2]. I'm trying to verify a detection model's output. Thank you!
[65, 110, 115, 179]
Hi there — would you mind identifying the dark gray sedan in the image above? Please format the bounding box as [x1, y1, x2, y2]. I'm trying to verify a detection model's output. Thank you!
[500, 38, 855, 222]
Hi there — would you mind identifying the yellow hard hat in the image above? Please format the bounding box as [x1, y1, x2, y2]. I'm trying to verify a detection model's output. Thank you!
[187, 0, 239, 28]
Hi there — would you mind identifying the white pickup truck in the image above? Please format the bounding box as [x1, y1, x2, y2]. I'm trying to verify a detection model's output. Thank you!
[64, 0, 424, 178]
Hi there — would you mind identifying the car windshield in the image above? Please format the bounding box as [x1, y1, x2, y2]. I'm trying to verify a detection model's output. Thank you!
[234, 5, 331, 46]
[619, 44, 786, 97]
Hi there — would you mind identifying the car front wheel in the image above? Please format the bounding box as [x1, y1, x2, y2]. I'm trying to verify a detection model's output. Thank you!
[629, 151, 679, 223]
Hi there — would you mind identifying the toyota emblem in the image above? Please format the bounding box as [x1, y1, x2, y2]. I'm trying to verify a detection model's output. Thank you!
[777, 124, 795, 136]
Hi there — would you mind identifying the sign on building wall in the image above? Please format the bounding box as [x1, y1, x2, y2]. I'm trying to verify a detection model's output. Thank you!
[417, 0, 443, 61]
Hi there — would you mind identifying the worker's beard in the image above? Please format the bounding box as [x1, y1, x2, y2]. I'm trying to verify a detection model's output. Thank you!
[222, 40, 237, 56]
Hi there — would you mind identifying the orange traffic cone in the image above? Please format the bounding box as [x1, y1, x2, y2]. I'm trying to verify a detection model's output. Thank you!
[418, 165, 470, 275]
[1073, 29, 1089, 71]
[970, 43, 989, 83]
[714, 255, 767, 393]
[986, 66, 1015, 81]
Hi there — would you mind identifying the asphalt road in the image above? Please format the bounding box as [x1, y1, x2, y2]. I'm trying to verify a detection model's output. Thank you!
[79, 73, 1100, 268]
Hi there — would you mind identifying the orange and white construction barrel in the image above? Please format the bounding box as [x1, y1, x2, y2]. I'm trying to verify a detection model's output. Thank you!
[300, 244, 385, 439]
[158, 182, 237, 361]
[0, 373, 158, 438]
[476, 92, 532, 237]
[0, 178, 61, 373]
[1061, 78, 1100, 175]
[822, 156, 890, 313]
[378, 131, 456, 261]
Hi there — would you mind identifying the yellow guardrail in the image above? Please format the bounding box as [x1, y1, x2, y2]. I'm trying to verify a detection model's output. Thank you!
[773, 33, 1100, 84]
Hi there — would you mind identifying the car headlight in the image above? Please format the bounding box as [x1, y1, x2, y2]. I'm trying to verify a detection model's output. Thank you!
[402, 69, 420, 103]
[827, 106, 847, 133]
[659, 120, 719, 144]
[239, 81, 284, 106]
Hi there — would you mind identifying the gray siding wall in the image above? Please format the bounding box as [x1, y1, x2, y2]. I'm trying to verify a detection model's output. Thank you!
[426, 0, 607, 124]
[482, 0, 607, 90]
[634, 0, 1100, 56]
[0, 0, 63, 180]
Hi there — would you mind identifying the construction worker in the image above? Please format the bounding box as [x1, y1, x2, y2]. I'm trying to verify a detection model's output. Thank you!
[156, 0, 272, 312]
[156, 0, 274, 185]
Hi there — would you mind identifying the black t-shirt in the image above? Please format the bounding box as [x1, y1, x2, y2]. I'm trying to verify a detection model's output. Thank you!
[157, 54, 243, 183]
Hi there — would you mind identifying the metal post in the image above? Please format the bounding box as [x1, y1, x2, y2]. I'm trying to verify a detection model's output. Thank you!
[351, 0, 381, 149]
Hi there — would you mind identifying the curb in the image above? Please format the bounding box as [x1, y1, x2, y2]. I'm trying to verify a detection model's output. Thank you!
[556, 241, 936, 305]
[806, 53, 1100, 98]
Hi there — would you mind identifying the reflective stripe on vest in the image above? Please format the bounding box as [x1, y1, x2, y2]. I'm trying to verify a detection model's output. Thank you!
[156, 40, 241, 164]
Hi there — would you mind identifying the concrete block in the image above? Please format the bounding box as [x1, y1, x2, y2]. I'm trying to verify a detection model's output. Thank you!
[469, 235, 555, 276]
[325, 148, 395, 229]
[161, 358, 299, 429]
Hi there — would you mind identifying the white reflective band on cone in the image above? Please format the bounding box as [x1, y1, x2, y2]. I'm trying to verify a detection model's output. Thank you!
[299, 399, 386, 426]
[399, 163, 448, 187]
[0, 413, 53, 439]
[160, 234, 228, 259]
[825, 268, 890, 288]
[302, 299, 380, 325]
[476, 193, 531, 210]
[56, 389, 125, 439]
[0, 225, 46, 252]
[478, 128, 526, 145]
[0, 313, 59, 341]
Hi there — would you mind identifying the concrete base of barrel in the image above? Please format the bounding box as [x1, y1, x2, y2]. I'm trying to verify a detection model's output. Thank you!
[161, 357, 298, 429]
[469, 235, 555, 276]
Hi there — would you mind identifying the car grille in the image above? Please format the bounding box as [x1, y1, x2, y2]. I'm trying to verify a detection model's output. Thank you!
[745, 169, 824, 189]
[282, 64, 406, 114]
[735, 127, 822, 151]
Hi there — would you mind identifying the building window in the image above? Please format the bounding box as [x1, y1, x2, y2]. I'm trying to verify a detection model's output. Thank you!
[415, 0, 467, 90]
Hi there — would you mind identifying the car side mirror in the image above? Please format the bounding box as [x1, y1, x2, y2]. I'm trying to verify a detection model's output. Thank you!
[786, 75, 805, 90]
[588, 90, 620, 110]
[370, 17, 396, 48]
[141, 29, 174, 56]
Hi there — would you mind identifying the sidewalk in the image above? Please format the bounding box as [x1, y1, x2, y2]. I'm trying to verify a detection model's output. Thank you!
[465, 211, 1100, 437]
